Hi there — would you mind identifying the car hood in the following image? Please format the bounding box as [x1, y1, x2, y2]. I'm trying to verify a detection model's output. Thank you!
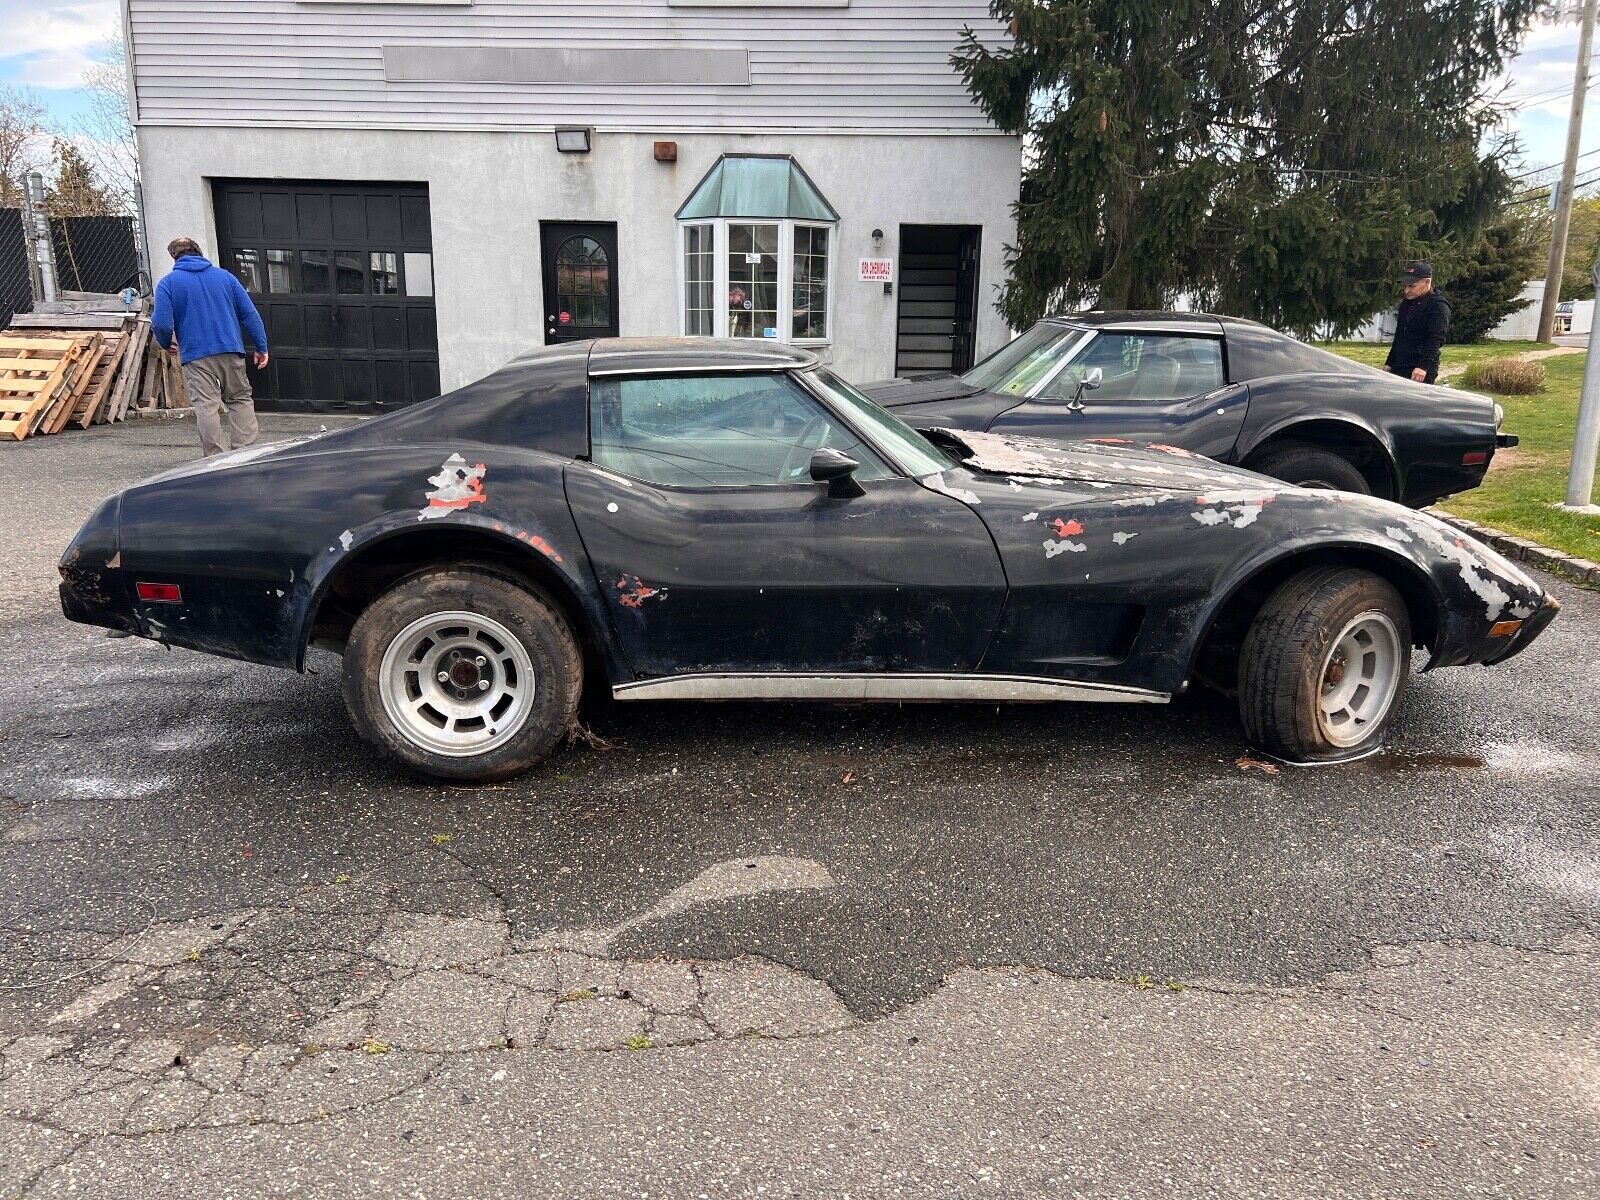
[860, 374, 984, 408]
[928, 427, 1274, 493]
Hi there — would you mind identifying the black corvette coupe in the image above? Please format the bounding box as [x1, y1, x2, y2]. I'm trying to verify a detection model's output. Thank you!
[61, 338, 1556, 781]
[863, 312, 1515, 508]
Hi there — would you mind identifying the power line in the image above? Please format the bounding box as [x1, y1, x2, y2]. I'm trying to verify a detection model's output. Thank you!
[1512, 145, 1600, 180]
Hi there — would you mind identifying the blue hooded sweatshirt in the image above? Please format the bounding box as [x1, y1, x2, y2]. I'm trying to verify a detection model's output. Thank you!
[151, 255, 269, 365]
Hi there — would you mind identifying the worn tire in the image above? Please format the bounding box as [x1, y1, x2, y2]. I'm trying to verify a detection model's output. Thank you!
[1238, 567, 1411, 764]
[1248, 443, 1371, 494]
[341, 566, 582, 782]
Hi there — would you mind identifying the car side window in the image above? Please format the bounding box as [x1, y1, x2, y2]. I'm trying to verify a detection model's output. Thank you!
[1040, 333, 1225, 403]
[589, 373, 893, 488]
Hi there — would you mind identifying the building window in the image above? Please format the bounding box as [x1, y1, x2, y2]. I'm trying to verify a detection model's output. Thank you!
[370, 251, 401, 295]
[265, 250, 295, 294]
[233, 249, 261, 293]
[675, 155, 839, 345]
[792, 224, 829, 341]
[676, 219, 835, 343]
[683, 223, 714, 336]
[727, 223, 779, 339]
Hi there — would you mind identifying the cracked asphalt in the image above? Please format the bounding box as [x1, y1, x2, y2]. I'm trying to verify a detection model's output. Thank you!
[2, 415, 1598, 1198]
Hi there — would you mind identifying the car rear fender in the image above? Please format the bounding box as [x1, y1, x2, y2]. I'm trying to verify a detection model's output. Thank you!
[1235, 408, 1400, 496]
[295, 510, 623, 680]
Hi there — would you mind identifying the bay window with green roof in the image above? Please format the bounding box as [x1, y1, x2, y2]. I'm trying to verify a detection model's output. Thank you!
[675, 155, 839, 345]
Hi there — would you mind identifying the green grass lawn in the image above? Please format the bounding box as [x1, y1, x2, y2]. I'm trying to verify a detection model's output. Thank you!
[1321, 343, 1600, 563]
[1315, 340, 1552, 370]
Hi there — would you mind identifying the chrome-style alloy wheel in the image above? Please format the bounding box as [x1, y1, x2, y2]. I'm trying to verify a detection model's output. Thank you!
[1316, 611, 1403, 748]
[378, 611, 534, 757]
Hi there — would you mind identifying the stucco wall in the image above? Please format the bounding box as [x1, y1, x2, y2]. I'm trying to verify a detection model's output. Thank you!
[136, 126, 1021, 389]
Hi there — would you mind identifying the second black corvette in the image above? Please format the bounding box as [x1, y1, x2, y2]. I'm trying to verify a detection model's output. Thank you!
[864, 312, 1516, 508]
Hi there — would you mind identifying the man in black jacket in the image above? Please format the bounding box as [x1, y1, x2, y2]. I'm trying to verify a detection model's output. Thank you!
[1384, 260, 1451, 384]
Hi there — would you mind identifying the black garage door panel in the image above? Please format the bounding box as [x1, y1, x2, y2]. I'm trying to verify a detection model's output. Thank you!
[213, 180, 439, 413]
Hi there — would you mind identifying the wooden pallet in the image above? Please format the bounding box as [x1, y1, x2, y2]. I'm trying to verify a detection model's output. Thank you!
[63, 334, 123, 429]
[0, 336, 92, 440]
[105, 319, 151, 422]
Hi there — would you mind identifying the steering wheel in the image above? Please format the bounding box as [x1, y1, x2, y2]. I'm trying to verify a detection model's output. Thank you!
[779, 416, 830, 481]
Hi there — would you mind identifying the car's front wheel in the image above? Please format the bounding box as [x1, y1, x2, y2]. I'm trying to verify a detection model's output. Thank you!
[1239, 567, 1411, 763]
[342, 566, 582, 782]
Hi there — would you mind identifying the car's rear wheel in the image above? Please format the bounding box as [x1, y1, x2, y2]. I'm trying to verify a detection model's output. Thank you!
[1248, 443, 1371, 494]
[1239, 567, 1411, 763]
[342, 567, 581, 782]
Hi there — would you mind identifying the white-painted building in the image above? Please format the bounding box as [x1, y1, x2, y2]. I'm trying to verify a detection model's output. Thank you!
[124, 0, 1021, 411]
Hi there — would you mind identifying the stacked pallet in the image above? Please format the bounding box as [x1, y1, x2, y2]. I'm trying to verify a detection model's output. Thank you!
[0, 292, 185, 441]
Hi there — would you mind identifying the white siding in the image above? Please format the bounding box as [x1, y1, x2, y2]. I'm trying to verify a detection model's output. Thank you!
[127, 0, 1011, 133]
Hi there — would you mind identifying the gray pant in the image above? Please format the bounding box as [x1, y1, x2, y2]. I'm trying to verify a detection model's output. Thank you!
[182, 353, 259, 457]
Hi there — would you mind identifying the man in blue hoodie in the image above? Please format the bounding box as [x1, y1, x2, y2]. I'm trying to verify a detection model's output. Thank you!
[150, 236, 270, 456]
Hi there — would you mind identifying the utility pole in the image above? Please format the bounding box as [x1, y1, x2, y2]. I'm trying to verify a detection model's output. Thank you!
[1564, 256, 1600, 511]
[1537, 0, 1599, 344]
[23, 171, 57, 306]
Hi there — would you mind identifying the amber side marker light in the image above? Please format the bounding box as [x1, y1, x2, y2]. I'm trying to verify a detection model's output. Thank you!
[1488, 619, 1523, 638]
[135, 582, 182, 603]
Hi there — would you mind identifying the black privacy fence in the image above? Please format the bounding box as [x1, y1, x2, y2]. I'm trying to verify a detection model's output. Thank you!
[0, 210, 142, 327]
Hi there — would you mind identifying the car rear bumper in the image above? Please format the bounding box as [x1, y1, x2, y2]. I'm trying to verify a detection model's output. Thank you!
[59, 578, 133, 634]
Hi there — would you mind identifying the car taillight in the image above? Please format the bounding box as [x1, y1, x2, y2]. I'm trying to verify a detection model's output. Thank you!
[1462, 451, 1487, 466]
[135, 582, 182, 603]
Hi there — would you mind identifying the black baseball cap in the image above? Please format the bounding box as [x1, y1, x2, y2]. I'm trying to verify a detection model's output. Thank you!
[1399, 260, 1432, 284]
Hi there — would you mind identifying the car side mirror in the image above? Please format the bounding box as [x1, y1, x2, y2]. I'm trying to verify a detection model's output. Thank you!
[810, 447, 864, 498]
[1068, 367, 1102, 413]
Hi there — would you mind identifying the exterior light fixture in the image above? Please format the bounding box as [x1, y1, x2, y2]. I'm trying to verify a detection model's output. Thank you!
[555, 127, 592, 154]
[871, 228, 884, 242]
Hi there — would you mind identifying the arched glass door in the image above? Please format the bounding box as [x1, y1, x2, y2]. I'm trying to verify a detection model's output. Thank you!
[541, 222, 619, 344]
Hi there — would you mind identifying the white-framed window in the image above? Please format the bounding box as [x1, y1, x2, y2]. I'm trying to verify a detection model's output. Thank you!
[678, 217, 835, 345]
[682, 223, 715, 336]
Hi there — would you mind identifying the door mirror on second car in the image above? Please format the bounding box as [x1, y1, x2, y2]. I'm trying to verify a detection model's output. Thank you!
[1068, 366, 1103, 412]
[810, 448, 864, 498]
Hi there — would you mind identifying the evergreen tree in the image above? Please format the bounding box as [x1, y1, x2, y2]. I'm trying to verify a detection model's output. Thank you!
[44, 138, 116, 219]
[955, 0, 1538, 336]
[1445, 214, 1543, 343]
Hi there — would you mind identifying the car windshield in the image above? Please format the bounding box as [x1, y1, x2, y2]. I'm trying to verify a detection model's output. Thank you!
[959, 323, 1087, 395]
[804, 369, 956, 476]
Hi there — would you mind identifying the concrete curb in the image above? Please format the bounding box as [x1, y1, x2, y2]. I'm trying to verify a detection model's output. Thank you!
[1428, 510, 1600, 589]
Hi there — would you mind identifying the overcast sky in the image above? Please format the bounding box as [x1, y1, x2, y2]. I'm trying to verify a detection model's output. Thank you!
[2, 0, 1594, 191]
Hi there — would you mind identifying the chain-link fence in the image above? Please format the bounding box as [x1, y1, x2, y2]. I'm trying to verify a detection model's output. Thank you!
[0, 195, 146, 326]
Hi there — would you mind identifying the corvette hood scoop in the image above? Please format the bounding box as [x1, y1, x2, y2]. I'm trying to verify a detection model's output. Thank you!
[929, 428, 1277, 493]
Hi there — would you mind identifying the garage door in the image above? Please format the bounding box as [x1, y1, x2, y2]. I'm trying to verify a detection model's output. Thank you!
[212, 180, 440, 412]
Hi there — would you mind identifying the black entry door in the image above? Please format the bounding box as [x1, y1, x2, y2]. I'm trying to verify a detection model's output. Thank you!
[541, 222, 619, 344]
[896, 225, 981, 377]
[212, 180, 439, 412]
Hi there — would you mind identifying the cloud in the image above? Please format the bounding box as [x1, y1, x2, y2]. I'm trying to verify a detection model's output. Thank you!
[1, 0, 119, 90]
[14, 47, 100, 90]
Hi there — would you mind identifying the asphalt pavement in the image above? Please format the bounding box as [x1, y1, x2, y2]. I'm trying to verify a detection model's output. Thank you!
[1, 415, 1597, 1198]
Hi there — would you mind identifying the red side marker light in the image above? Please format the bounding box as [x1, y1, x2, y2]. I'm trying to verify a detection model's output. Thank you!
[136, 582, 182, 603]
[1462, 451, 1488, 466]
[1488, 619, 1522, 638]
